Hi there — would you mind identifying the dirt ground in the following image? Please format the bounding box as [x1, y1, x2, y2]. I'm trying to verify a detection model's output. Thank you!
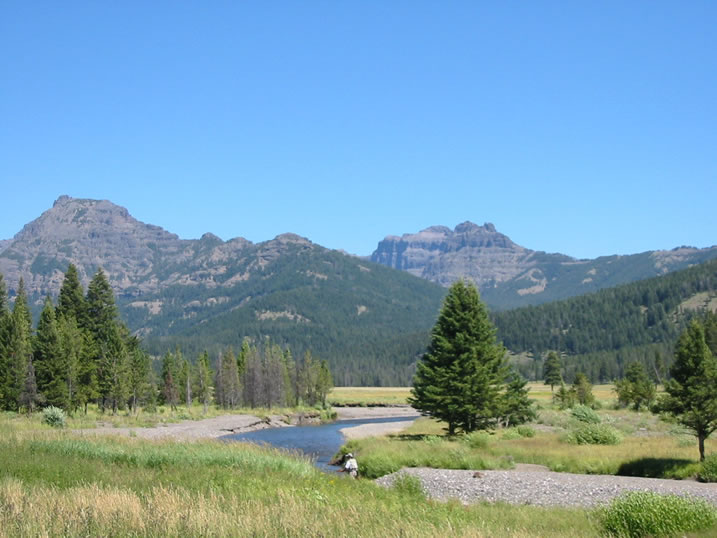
[74, 406, 420, 441]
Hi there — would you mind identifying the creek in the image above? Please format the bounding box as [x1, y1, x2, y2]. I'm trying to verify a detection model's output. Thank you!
[222, 415, 418, 471]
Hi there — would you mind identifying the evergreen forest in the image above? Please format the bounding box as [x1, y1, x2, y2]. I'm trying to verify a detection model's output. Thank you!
[0, 267, 333, 414]
[493, 259, 717, 383]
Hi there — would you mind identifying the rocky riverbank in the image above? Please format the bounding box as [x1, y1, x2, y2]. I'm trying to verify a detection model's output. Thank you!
[74, 406, 420, 441]
[376, 467, 717, 507]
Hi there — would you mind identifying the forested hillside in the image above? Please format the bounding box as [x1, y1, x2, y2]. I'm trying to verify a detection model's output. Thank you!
[126, 247, 446, 386]
[493, 259, 717, 382]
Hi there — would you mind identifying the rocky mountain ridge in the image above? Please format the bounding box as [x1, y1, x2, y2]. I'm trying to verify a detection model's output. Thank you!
[0, 196, 312, 301]
[371, 222, 717, 309]
[2, 196, 716, 313]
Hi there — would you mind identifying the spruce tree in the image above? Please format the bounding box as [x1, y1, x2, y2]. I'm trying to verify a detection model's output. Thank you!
[615, 361, 656, 410]
[127, 338, 152, 414]
[56, 264, 88, 328]
[409, 280, 508, 435]
[0, 274, 10, 405]
[656, 319, 717, 461]
[543, 351, 563, 392]
[4, 279, 33, 410]
[161, 350, 179, 410]
[500, 369, 536, 427]
[57, 315, 82, 413]
[196, 351, 213, 414]
[34, 296, 68, 409]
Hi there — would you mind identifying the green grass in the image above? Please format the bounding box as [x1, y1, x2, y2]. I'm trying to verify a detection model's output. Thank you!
[328, 386, 411, 406]
[347, 406, 716, 479]
[0, 414, 600, 537]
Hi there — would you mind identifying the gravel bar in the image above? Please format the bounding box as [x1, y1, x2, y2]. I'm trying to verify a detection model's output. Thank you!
[375, 468, 717, 508]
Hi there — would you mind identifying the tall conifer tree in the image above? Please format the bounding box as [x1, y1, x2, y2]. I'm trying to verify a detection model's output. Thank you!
[657, 319, 717, 461]
[56, 264, 87, 327]
[4, 279, 33, 410]
[409, 280, 508, 435]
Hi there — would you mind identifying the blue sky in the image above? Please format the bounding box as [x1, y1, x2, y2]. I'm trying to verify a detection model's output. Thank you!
[2, 2, 715, 259]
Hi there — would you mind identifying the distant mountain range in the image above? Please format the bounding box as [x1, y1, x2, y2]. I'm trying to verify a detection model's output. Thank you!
[370, 222, 717, 309]
[1, 195, 715, 384]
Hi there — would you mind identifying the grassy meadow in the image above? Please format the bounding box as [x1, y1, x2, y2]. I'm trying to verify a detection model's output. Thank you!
[0, 412, 599, 537]
[336, 384, 715, 482]
[2, 384, 716, 536]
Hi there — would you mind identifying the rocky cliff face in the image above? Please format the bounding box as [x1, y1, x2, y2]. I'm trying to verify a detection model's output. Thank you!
[0, 196, 309, 302]
[370, 221, 548, 287]
[370, 221, 717, 309]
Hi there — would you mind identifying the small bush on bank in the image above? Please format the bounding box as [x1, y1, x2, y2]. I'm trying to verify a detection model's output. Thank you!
[462, 431, 492, 449]
[391, 473, 426, 500]
[502, 426, 535, 440]
[42, 406, 66, 428]
[570, 404, 601, 424]
[599, 491, 717, 537]
[699, 453, 717, 483]
[564, 423, 621, 445]
[515, 425, 536, 437]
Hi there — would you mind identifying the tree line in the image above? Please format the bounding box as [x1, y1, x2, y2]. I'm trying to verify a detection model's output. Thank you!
[158, 340, 333, 412]
[494, 259, 717, 383]
[0, 266, 333, 414]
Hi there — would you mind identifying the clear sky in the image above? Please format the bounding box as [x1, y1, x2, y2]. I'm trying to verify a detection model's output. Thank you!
[2, 2, 715, 259]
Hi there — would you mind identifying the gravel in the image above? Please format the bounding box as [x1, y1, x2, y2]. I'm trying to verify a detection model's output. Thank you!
[375, 467, 717, 508]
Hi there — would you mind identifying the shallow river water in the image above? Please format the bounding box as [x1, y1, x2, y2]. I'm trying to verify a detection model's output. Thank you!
[222, 415, 417, 471]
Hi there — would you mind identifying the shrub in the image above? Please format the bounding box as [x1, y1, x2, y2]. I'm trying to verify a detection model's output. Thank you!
[599, 491, 717, 537]
[462, 431, 492, 449]
[699, 453, 717, 483]
[42, 406, 66, 428]
[501, 426, 535, 440]
[423, 435, 443, 445]
[391, 472, 426, 500]
[570, 404, 601, 424]
[515, 425, 535, 438]
[565, 423, 621, 445]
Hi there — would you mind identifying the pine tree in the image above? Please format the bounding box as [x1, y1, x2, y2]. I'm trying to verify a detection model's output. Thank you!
[656, 319, 717, 461]
[409, 280, 508, 435]
[196, 351, 213, 414]
[500, 369, 536, 427]
[572, 372, 594, 406]
[615, 361, 656, 410]
[218, 348, 240, 409]
[57, 315, 82, 413]
[34, 296, 68, 408]
[19, 356, 42, 413]
[543, 351, 563, 392]
[56, 264, 88, 328]
[316, 359, 333, 408]
[127, 337, 152, 414]
[3, 279, 33, 410]
[0, 275, 11, 406]
[161, 350, 179, 411]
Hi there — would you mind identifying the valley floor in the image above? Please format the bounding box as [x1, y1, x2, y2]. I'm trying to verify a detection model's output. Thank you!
[74, 405, 420, 441]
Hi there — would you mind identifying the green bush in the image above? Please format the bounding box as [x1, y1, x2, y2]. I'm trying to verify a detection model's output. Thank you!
[599, 491, 717, 537]
[570, 404, 601, 424]
[462, 431, 492, 449]
[699, 453, 717, 483]
[41, 406, 66, 428]
[501, 429, 523, 440]
[565, 423, 621, 445]
[423, 435, 443, 445]
[501, 426, 535, 440]
[391, 472, 426, 500]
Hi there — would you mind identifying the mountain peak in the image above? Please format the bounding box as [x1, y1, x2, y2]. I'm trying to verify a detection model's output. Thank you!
[371, 221, 527, 287]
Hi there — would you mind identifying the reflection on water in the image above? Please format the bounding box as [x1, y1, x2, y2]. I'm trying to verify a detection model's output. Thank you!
[222, 415, 418, 471]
